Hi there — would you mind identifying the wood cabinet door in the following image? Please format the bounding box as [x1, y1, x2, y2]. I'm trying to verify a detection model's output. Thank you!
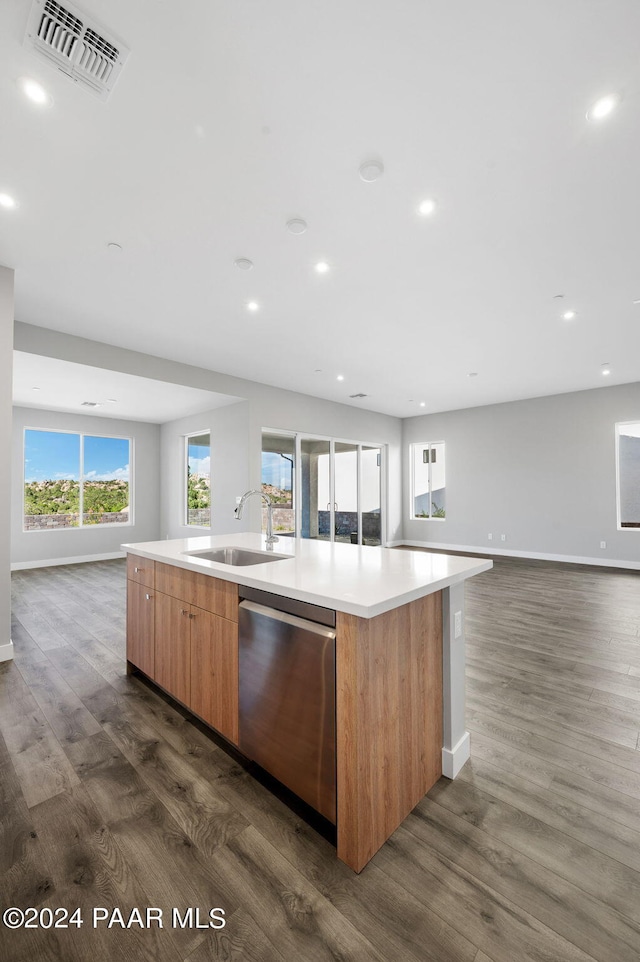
[126, 580, 155, 676]
[154, 590, 191, 705]
[190, 607, 238, 745]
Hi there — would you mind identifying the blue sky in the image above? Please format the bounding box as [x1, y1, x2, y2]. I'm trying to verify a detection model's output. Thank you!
[188, 438, 210, 476]
[262, 452, 293, 490]
[25, 430, 130, 483]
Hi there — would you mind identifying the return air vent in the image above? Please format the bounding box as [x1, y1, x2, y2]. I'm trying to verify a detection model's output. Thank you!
[24, 0, 130, 100]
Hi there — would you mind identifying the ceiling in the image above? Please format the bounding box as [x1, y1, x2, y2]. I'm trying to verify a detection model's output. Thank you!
[13, 351, 241, 423]
[1, 0, 639, 419]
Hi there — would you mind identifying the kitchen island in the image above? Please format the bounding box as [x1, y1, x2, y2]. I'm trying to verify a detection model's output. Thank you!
[123, 533, 491, 872]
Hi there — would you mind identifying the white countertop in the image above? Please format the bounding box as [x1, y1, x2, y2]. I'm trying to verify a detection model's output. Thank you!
[122, 533, 492, 618]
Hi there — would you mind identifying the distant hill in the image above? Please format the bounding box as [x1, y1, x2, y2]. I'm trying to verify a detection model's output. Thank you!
[261, 483, 292, 505]
[24, 479, 129, 515]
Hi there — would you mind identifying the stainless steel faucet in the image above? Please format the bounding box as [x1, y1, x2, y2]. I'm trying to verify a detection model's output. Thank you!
[235, 489, 279, 547]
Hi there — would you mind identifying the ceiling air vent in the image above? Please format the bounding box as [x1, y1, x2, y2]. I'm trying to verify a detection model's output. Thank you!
[24, 0, 130, 101]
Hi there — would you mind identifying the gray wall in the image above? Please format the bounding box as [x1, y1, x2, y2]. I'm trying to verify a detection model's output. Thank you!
[403, 382, 640, 565]
[12, 406, 161, 566]
[1, 267, 14, 655]
[14, 323, 403, 544]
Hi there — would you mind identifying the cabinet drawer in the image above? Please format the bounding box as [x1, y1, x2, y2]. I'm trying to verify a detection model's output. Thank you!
[127, 554, 155, 588]
[155, 562, 238, 621]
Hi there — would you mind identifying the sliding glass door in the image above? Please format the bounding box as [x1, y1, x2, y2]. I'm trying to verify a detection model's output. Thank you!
[261, 430, 384, 545]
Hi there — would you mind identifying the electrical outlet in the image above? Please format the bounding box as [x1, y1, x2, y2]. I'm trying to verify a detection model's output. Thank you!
[454, 611, 462, 638]
[501, 534, 506, 542]
[600, 541, 606, 549]
[488, 533, 493, 541]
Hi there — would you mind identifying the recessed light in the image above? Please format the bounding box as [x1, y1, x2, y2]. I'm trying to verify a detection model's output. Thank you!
[419, 402, 426, 407]
[467, 372, 478, 378]
[247, 301, 259, 312]
[315, 261, 330, 274]
[287, 218, 308, 234]
[337, 374, 344, 381]
[417, 198, 436, 216]
[107, 242, 122, 252]
[31, 387, 40, 391]
[359, 160, 384, 182]
[633, 298, 640, 305]
[586, 94, 619, 122]
[234, 257, 253, 270]
[314, 368, 323, 373]
[107, 398, 118, 403]
[601, 363, 611, 376]
[0, 193, 18, 210]
[562, 310, 576, 321]
[17, 76, 53, 107]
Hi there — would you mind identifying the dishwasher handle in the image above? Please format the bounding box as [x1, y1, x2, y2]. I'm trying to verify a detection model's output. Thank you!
[239, 600, 336, 640]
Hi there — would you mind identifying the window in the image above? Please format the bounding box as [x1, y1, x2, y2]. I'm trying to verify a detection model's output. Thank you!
[24, 429, 131, 531]
[616, 422, 640, 529]
[186, 432, 211, 527]
[411, 441, 446, 519]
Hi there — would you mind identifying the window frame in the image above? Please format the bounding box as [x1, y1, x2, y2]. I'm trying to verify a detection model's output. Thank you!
[615, 420, 640, 531]
[184, 430, 211, 529]
[23, 427, 133, 532]
[409, 440, 446, 521]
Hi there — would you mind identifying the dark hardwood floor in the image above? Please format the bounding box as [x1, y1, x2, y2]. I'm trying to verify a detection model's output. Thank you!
[2, 555, 640, 961]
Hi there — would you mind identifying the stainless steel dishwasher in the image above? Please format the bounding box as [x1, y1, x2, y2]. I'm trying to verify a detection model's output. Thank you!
[238, 586, 336, 823]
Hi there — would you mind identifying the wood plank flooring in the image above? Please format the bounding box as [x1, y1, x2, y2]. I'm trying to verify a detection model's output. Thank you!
[2, 555, 640, 961]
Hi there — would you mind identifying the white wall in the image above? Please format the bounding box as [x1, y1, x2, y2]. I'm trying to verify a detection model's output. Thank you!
[14, 324, 403, 543]
[161, 401, 251, 539]
[12, 406, 161, 567]
[0, 267, 14, 657]
[403, 382, 640, 567]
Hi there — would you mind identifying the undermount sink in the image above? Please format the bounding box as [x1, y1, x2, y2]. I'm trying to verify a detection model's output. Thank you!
[183, 547, 293, 566]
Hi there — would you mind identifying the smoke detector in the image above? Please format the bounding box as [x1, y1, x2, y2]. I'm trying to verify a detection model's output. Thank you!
[24, 0, 130, 101]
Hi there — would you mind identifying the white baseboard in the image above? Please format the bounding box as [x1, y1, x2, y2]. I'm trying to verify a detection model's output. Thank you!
[397, 540, 640, 571]
[11, 551, 125, 571]
[0, 639, 14, 662]
[442, 731, 470, 779]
